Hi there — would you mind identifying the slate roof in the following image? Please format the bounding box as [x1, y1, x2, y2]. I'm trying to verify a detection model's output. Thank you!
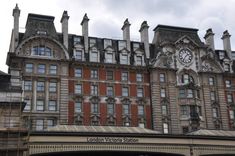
[153, 25, 204, 47]
[46, 125, 160, 134]
[187, 129, 235, 137]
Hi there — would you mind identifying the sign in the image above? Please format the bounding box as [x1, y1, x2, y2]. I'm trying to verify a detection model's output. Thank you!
[87, 137, 139, 143]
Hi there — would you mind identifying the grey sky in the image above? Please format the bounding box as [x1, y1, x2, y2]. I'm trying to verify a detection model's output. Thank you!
[0, 0, 234, 72]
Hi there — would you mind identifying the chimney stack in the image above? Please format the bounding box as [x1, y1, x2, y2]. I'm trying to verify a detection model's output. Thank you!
[204, 28, 215, 51]
[81, 13, 89, 53]
[139, 21, 150, 59]
[121, 18, 131, 51]
[221, 30, 232, 59]
[12, 4, 20, 50]
[60, 11, 69, 49]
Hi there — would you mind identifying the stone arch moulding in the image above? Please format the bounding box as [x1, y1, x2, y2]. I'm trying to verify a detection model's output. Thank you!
[15, 35, 69, 59]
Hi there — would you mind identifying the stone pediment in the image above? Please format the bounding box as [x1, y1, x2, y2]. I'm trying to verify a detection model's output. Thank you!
[175, 35, 200, 50]
[104, 46, 115, 52]
[201, 58, 223, 73]
[119, 48, 130, 53]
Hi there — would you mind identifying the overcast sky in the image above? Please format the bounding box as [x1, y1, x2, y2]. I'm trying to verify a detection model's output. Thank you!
[1, 0, 235, 72]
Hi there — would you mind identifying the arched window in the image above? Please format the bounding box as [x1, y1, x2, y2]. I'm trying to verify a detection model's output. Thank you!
[32, 46, 52, 56]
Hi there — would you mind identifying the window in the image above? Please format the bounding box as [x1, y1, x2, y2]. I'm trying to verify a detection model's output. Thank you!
[137, 88, 144, 97]
[106, 71, 113, 80]
[49, 82, 57, 92]
[229, 110, 235, 119]
[118, 41, 126, 50]
[136, 73, 143, 82]
[160, 73, 165, 83]
[122, 87, 129, 97]
[187, 89, 193, 98]
[75, 101, 82, 113]
[225, 80, 231, 88]
[91, 85, 98, 95]
[122, 72, 128, 81]
[89, 39, 96, 47]
[161, 105, 167, 115]
[210, 92, 216, 101]
[32, 46, 52, 56]
[24, 99, 31, 111]
[138, 105, 144, 116]
[49, 65, 57, 74]
[224, 64, 230, 72]
[26, 63, 33, 73]
[133, 43, 140, 51]
[209, 77, 214, 85]
[37, 81, 45, 92]
[136, 56, 142, 65]
[24, 81, 32, 91]
[107, 86, 114, 96]
[36, 100, 44, 111]
[49, 65, 57, 75]
[232, 52, 235, 60]
[160, 88, 166, 97]
[73, 36, 81, 45]
[139, 122, 145, 128]
[37, 64, 46, 74]
[75, 68, 82, 78]
[74, 50, 82, 60]
[219, 51, 224, 59]
[104, 39, 112, 48]
[91, 69, 98, 79]
[91, 103, 98, 113]
[120, 54, 128, 65]
[212, 107, 219, 118]
[180, 105, 188, 117]
[227, 94, 233, 103]
[124, 122, 130, 126]
[163, 123, 169, 134]
[123, 104, 129, 115]
[48, 100, 56, 111]
[182, 74, 189, 84]
[90, 51, 98, 62]
[47, 119, 55, 128]
[179, 89, 185, 98]
[107, 103, 114, 115]
[36, 119, 44, 131]
[106, 53, 113, 63]
[75, 84, 82, 94]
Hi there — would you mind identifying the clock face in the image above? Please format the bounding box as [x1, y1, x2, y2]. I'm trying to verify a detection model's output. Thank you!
[178, 49, 193, 64]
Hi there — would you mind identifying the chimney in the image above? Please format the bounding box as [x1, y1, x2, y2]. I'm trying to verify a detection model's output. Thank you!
[12, 4, 20, 50]
[60, 11, 69, 49]
[204, 28, 215, 51]
[121, 18, 131, 51]
[221, 30, 232, 58]
[81, 13, 89, 53]
[139, 21, 150, 59]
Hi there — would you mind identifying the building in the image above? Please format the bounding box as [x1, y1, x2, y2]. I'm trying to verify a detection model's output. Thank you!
[7, 4, 235, 134]
[4, 4, 235, 156]
[0, 70, 27, 156]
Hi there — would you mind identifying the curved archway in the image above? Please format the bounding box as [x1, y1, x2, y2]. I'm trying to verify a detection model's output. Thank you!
[15, 35, 69, 59]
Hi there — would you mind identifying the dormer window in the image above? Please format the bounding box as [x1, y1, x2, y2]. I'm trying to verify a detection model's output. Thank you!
[224, 64, 230, 72]
[89, 39, 96, 47]
[136, 56, 143, 66]
[74, 50, 82, 60]
[133, 43, 140, 51]
[32, 46, 52, 57]
[118, 41, 126, 50]
[120, 53, 128, 65]
[74, 36, 81, 45]
[106, 53, 113, 63]
[219, 51, 224, 59]
[90, 51, 99, 62]
[104, 39, 112, 49]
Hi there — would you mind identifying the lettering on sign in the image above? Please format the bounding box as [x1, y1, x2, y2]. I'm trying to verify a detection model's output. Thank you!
[87, 137, 139, 143]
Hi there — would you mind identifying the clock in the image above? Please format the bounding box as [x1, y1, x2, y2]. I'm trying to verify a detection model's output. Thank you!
[178, 49, 193, 64]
